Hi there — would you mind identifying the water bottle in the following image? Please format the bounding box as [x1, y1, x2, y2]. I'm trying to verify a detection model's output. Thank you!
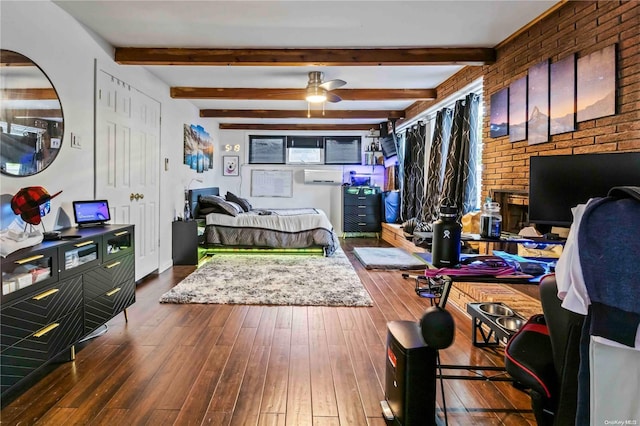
[431, 205, 462, 267]
[480, 199, 502, 239]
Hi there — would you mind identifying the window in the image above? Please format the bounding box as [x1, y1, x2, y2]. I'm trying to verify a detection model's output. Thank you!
[286, 136, 323, 164]
[324, 136, 362, 165]
[248, 135, 285, 164]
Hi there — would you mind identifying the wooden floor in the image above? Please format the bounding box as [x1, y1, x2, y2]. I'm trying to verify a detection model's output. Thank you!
[1, 238, 537, 425]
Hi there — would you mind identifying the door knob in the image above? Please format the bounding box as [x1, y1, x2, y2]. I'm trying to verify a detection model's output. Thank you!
[130, 193, 135, 201]
[139, 193, 144, 199]
[134, 193, 141, 200]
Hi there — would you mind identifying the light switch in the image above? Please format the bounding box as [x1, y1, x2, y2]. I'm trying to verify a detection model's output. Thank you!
[71, 133, 81, 149]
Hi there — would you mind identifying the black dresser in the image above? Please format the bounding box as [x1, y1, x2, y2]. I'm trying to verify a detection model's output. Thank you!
[342, 186, 382, 235]
[1, 225, 135, 399]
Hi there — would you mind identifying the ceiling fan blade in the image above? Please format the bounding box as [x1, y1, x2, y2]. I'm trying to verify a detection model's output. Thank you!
[319, 79, 346, 91]
[326, 92, 342, 103]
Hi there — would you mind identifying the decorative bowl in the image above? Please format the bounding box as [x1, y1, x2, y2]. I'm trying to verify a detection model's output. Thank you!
[496, 316, 524, 332]
[478, 303, 514, 317]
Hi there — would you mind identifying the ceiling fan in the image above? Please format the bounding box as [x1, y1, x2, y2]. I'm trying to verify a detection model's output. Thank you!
[304, 71, 346, 117]
[305, 71, 346, 104]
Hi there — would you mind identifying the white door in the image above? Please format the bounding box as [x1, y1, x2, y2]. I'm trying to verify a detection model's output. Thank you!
[95, 70, 160, 280]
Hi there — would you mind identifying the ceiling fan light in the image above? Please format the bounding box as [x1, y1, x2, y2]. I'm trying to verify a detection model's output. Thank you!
[305, 86, 327, 103]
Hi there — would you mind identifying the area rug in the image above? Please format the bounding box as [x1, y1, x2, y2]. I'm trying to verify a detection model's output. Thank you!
[353, 247, 427, 270]
[159, 249, 373, 306]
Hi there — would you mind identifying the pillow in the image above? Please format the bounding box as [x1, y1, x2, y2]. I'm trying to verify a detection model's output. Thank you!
[226, 191, 252, 212]
[199, 195, 240, 217]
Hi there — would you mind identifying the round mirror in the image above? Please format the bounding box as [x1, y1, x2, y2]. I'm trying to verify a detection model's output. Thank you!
[1, 50, 64, 177]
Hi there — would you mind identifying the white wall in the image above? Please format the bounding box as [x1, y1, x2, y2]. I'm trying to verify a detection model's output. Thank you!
[0, 0, 220, 273]
[0, 0, 385, 274]
[218, 130, 385, 234]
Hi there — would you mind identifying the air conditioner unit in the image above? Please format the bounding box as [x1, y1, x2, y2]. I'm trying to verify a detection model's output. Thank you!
[303, 169, 342, 184]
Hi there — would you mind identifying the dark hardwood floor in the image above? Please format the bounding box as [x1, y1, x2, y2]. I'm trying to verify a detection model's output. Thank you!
[1, 238, 537, 425]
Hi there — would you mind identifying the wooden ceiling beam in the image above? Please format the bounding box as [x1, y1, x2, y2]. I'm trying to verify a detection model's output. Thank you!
[172, 87, 436, 101]
[3, 109, 63, 118]
[115, 47, 496, 66]
[1, 88, 58, 100]
[219, 123, 374, 131]
[200, 109, 405, 119]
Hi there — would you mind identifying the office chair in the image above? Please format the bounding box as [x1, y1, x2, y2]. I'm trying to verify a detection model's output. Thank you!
[504, 275, 585, 426]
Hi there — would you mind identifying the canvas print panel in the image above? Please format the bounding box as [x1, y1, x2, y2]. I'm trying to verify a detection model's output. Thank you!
[490, 88, 508, 138]
[550, 54, 576, 135]
[577, 44, 616, 122]
[527, 60, 550, 145]
[509, 76, 528, 143]
[184, 124, 214, 173]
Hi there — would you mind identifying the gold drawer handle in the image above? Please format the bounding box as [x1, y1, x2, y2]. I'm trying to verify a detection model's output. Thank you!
[114, 231, 128, 236]
[105, 261, 121, 269]
[106, 287, 121, 297]
[33, 288, 59, 301]
[74, 240, 94, 248]
[34, 323, 59, 338]
[15, 254, 44, 265]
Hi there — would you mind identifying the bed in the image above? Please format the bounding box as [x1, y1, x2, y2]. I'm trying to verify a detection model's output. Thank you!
[188, 187, 340, 256]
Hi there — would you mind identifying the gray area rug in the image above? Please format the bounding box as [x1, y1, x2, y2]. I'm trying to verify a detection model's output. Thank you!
[159, 249, 372, 306]
[353, 247, 427, 270]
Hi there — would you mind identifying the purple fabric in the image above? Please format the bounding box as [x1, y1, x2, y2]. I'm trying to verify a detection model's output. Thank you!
[421, 265, 515, 278]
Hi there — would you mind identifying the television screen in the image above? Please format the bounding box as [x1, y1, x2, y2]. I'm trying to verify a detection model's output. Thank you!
[528, 152, 640, 227]
[380, 135, 397, 159]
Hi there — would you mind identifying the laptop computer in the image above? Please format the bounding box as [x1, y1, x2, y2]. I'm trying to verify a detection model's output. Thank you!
[72, 200, 111, 227]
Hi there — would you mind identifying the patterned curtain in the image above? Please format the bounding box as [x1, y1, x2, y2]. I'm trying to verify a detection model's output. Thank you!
[400, 122, 427, 222]
[418, 108, 453, 230]
[439, 93, 480, 217]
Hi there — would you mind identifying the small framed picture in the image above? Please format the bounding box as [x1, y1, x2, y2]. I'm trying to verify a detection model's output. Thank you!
[222, 155, 239, 176]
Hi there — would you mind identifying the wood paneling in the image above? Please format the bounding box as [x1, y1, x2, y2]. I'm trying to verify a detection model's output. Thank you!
[219, 123, 374, 131]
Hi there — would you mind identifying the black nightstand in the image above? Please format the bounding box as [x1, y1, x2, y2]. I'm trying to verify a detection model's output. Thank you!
[172, 220, 200, 265]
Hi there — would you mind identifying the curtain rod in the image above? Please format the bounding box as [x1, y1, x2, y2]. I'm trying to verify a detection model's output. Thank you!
[397, 78, 484, 133]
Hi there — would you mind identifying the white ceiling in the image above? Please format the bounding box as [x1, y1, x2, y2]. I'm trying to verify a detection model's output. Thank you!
[54, 0, 559, 127]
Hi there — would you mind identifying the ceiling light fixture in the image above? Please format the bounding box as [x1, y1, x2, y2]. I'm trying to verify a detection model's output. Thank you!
[305, 86, 327, 103]
[306, 86, 327, 118]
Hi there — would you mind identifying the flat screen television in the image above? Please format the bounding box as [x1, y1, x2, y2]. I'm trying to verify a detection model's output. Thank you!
[528, 152, 640, 227]
[380, 135, 397, 159]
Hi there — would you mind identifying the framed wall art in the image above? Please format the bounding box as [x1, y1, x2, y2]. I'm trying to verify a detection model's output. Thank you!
[527, 60, 550, 145]
[550, 53, 576, 135]
[489, 87, 509, 138]
[223, 155, 239, 176]
[509, 76, 528, 143]
[577, 44, 616, 123]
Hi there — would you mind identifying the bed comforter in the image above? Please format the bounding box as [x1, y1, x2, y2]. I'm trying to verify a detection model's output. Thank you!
[204, 208, 340, 256]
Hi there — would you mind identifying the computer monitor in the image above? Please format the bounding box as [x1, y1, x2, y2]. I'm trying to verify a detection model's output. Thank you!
[528, 152, 640, 227]
[73, 200, 111, 227]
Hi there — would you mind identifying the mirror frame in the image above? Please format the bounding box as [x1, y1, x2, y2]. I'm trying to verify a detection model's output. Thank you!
[1, 49, 65, 177]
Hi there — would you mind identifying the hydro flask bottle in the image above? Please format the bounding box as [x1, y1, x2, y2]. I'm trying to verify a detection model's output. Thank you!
[431, 205, 462, 268]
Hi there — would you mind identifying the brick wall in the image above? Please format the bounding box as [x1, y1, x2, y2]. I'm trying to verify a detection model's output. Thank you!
[411, 1, 639, 199]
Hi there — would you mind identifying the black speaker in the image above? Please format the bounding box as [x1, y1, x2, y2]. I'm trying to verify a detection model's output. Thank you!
[384, 320, 437, 426]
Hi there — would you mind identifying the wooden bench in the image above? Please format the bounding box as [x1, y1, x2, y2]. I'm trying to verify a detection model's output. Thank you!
[380, 223, 427, 253]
